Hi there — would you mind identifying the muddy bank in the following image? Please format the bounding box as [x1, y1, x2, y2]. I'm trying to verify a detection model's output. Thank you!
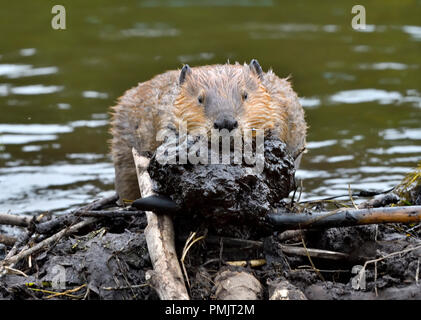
[0, 150, 420, 300]
[0, 214, 156, 300]
[1, 197, 420, 300]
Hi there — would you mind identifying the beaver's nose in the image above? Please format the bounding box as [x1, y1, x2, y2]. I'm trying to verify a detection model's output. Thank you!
[214, 118, 238, 131]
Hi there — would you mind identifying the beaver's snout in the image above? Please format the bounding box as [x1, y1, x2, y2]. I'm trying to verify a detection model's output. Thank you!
[213, 117, 238, 131]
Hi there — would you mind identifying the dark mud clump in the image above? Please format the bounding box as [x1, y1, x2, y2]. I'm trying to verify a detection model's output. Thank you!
[148, 134, 296, 227]
[0, 220, 158, 300]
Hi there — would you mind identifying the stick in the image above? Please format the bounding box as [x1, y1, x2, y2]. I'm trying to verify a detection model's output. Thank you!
[0, 214, 32, 227]
[35, 193, 118, 235]
[181, 232, 206, 290]
[1, 218, 97, 268]
[79, 210, 144, 218]
[358, 193, 399, 209]
[132, 148, 189, 300]
[268, 206, 421, 230]
[279, 245, 350, 260]
[353, 244, 421, 293]
[0, 194, 117, 278]
[202, 236, 262, 248]
[5, 231, 33, 260]
[300, 237, 325, 281]
[278, 230, 305, 242]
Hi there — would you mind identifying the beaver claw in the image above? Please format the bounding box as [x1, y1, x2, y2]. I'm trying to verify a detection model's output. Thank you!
[131, 195, 180, 213]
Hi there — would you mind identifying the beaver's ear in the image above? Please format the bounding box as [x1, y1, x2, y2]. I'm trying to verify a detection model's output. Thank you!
[179, 64, 192, 85]
[249, 59, 263, 80]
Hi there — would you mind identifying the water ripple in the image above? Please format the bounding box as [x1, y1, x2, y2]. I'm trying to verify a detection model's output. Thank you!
[380, 128, 421, 140]
[19, 48, 37, 56]
[11, 84, 63, 95]
[330, 89, 402, 104]
[299, 97, 321, 108]
[306, 140, 337, 149]
[368, 145, 421, 155]
[0, 64, 58, 78]
[402, 25, 421, 41]
[0, 134, 57, 145]
[82, 90, 109, 99]
[0, 163, 114, 214]
[0, 120, 108, 146]
[358, 62, 410, 70]
[121, 23, 180, 38]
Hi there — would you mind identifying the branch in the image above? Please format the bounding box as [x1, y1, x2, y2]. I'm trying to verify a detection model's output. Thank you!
[1, 217, 97, 270]
[34, 193, 118, 234]
[279, 244, 350, 260]
[267, 205, 421, 230]
[202, 236, 263, 248]
[358, 193, 399, 209]
[0, 214, 32, 227]
[79, 210, 144, 218]
[132, 148, 189, 300]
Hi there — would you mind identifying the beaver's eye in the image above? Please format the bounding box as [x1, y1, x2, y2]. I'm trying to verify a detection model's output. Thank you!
[198, 95, 204, 104]
[242, 92, 248, 101]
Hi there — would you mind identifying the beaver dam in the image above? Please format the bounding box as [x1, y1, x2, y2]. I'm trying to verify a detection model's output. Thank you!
[0, 139, 420, 300]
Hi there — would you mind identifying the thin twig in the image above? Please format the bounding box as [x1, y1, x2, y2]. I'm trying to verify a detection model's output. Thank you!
[219, 237, 224, 268]
[374, 261, 378, 297]
[349, 185, 358, 209]
[295, 266, 350, 273]
[290, 180, 298, 207]
[27, 284, 87, 299]
[34, 193, 118, 235]
[297, 180, 303, 204]
[28, 287, 82, 299]
[79, 210, 144, 218]
[3, 266, 28, 277]
[101, 284, 148, 291]
[1, 218, 97, 271]
[46, 284, 87, 299]
[181, 232, 206, 290]
[300, 237, 325, 282]
[203, 236, 262, 248]
[279, 244, 350, 261]
[356, 244, 421, 293]
[364, 244, 421, 268]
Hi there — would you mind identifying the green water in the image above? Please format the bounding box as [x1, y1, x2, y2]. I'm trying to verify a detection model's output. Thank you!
[1, 0, 420, 214]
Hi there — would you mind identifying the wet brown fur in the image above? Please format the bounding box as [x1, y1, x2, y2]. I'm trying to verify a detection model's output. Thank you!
[110, 62, 307, 202]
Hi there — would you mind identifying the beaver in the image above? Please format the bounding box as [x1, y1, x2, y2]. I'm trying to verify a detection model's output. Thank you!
[110, 59, 307, 204]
